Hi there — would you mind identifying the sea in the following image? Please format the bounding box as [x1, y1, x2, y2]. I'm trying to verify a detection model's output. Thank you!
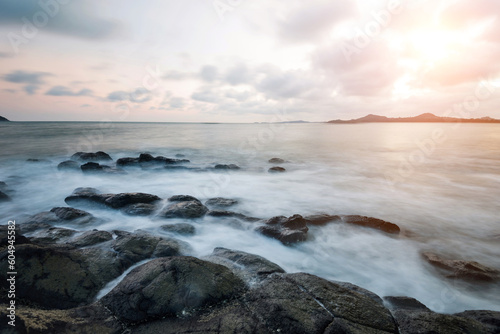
[0, 121, 499, 313]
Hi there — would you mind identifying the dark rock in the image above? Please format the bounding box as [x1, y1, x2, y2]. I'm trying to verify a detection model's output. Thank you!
[50, 207, 92, 221]
[206, 247, 285, 281]
[64, 187, 112, 207]
[71, 151, 112, 162]
[168, 194, 201, 203]
[22, 211, 59, 225]
[0, 244, 126, 309]
[26, 158, 50, 162]
[268, 166, 286, 173]
[214, 164, 240, 170]
[0, 181, 7, 190]
[30, 227, 78, 244]
[116, 157, 139, 166]
[268, 157, 286, 164]
[175, 153, 185, 157]
[205, 197, 238, 208]
[256, 214, 309, 245]
[384, 295, 491, 334]
[104, 192, 161, 209]
[154, 156, 190, 164]
[57, 160, 80, 171]
[139, 153, 155, 161]
[163, 165, 197, 171]
[161, 200, 208, 219]
[121, 203, 157, 216]
[101, 256, 246, 323]
[19, 221, 52, 234]
[81, 162, 105, 172]
[207, 210, 260, 222]
[69, 230, 113, 247]
[153, 238, 191, 258]
[117, 154, 190, 167]
[304, 214, 341, 226]
[334, 281, 385, 305]
[0, 190, 11, 202]
[343, 215, 401, 234]
[454, 310, 500, 333]
[422, 252, 499, 282]
[160, 223, 196, 235]
[0, 225, 30, 247]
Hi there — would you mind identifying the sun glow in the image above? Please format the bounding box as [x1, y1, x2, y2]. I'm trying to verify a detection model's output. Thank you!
[409, 30, 458, 62]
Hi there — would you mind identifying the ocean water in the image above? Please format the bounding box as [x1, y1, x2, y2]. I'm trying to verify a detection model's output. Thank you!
[0, 121, 499, 313]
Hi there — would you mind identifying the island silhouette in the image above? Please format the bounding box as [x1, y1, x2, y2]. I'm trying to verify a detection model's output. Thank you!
[327, 113, 500, 123]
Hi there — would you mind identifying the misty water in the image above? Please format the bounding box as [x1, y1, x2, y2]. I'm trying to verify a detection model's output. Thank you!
[1, 121, 499, 313]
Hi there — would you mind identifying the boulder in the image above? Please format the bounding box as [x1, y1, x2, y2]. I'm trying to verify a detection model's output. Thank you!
[69, 230, 113, 247]
[65, 187, 111, 207]
[100, 257, 246, 323]
[121, 203, 157, 216]
[384, 296, 491, 334]
[168, 194, 201, 203]
[205, 197, 238, 208]
[160, 223, 196, 235]
[0, 244, 126, 309]
[0, 190, 11, 202]
[57, 160, 80, 171]
[160, 200, 208, 219]
[104, 193, 161, 209]
[21, 208, 97, 229]
[268, 157, 286, 164]
[71, 151, 112, 162]
[304, 214, 341, 226]
[30, 227, 78, 244]
[268, 166, 286, 173]
[256, 214, 309, 245]
[214, 164, 240, 170]
[117, 154, 190, 167]
[454, 310, 500, 333]
[80, 162, 106, 172]
[422, 252, 499, 282]
[207, 210, 260, 222]
[343, 215, 400, 234]
[50, 207, 93, 221]
[0, 225, 30, 247]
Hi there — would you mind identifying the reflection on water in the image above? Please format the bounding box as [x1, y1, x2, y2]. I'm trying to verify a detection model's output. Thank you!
[0, 122, 499, 313]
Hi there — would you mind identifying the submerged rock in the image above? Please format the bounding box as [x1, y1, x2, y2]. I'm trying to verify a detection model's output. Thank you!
[71, 151, 112, 162]
[214, 164, 240, 170]
[422, 252, 499, 282]
[343, 215, 400, 234]
[101, 256, 246, 323]
[160, 223, 196, 235]
[256, 214, 309, 245]
[57, 160, 80, 171]
[0, 190, 11, 202]
[160, 200, 208, 219]
[117, 153, 190, 167]
[205, 197, 238, 208]
[268, 157, 286, 164]
[304, 213, 341, 226]
[121, 203, 157, 216]
[268, 166, 286, 173]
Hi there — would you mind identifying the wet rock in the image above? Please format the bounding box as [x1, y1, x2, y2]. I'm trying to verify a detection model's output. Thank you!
[205, 247, 285, 281]
[26, 158, 50, 163]
[69, 230, 113, 247]
[168, 194, 201, 203]
[384, 296, 490, 334]
[0, 190, 11, 202]
[268, 166, 286, 173]
[0, 244, 126, 309]
[71, 151, 112, 162]
[101, 256, 246, 323]
[81, 162, 106, 172]
[205, 197, 238, 208]
[116, 157, 139, 166]
[454, 310, 500, 333]
[268, 157, 286, 164]
[104, 192, 161, 209]
[256, 214, 309, 245]
[65, 187, 112, 207]
[207, 210, 260, 222]
[160, 223, 196, 235]
[117, 154, 190, 167]
[57, 160, 80, 171]
[21, 208, 96, 229]
[50, 207, 93, 221]
[214, 164, 240, 170]
[422, 252, 499, 282]
[19, 221, 52, 234]
[30, 227, 79, 244]
[304, 214, 341, 226]
[21, 211, 59, 225]
[0, 181, 7, 191]
[0, 225, 30, 247]
[121, 203, 157, 216]
[343, 215, 401, 234]
[160, 200, 208, 219]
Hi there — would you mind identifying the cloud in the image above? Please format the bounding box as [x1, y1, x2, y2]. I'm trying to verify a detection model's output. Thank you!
[46, 85, 93, 96]
[256, 67, 315, 99]
[191, 87, 220, 103]
[225, 89, 251, 102]
[200, 65, 218, 82]
[225, 63, 251, 85]
[107, 88, 152, 103]
[170, 97, 185, 109]
[0, 1, 118, 39]
[3, 70, 52, 95]
[80, 104, 91, 108]
[163, 70, 193, 80]
[107, 90, 129, 102]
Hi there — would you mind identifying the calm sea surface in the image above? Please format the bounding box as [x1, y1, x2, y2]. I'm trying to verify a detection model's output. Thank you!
[1, 121, 499, 313]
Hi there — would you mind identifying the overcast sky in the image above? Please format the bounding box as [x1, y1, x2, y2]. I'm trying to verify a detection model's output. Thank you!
[1, 0, 500, 122]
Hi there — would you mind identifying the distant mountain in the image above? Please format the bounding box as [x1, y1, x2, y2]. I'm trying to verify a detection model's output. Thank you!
[0, 116, 10, 122]
[327, 113, 500, 124]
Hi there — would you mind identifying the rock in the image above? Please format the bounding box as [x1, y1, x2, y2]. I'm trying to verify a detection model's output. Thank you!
[0, 181, 7, 191]
[304, 214, 341, 226]
[121, 203, 157, 216]
[21, 211, 59, 225]
[168, 194, 201, 203]
[116, 157, 139, 166]
[0, 190, 11, 202]
[422, 252, 499, 282]
[343, 215, 401, 234]
[160, 223, 196, 235]
[256, 214, 309, 245]
[268, 157, 286, 164]
[214, 164, 240, 170]
[30, 227, 78, 244]
[160, 200, 208, 219]
[26, 158, 50, 162]
[57, 160, 80, 171]
[117, 154, 190, 167]
[81, 162, 105, 172]
[384, 296, 491, 334]
[65, 187, 111, 207]
[50, 207, 93, 221]
[100, 256, 246, 323]
[205, 247, 285, 281]
[0, 244, 126, 309]
[454, 310, 500, 333]
[205, 197, 238, 208]
[0, 225, 30, 247]
[268, 166, 286, 173]
[21, 208, 96, 229]
[69, 230, 113, 247]
[104, 193, 161, 209]
[207, 210, 260, 222]
[71, 151, 112, 162]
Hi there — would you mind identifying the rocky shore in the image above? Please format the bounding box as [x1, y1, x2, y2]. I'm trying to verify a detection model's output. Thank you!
[1, 152, 499, 333]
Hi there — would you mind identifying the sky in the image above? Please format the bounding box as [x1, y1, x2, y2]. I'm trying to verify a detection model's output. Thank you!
[1, 0, 500, 122]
